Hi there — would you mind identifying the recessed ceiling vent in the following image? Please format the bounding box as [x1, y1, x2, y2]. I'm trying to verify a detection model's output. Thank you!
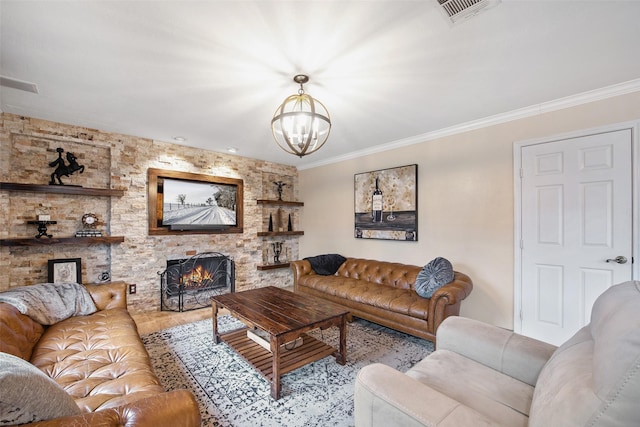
[0, 75, 39, 94]
[436, 0, 501, 24]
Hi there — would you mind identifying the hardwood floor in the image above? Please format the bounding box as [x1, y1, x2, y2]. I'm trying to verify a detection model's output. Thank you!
[132, 307, 213, 335]
[132, 286, 294, 335]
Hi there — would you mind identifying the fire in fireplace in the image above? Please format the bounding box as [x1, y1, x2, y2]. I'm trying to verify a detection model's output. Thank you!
[159, 252, 235, 312]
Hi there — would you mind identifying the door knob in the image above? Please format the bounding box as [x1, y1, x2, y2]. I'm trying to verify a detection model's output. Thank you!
[606, 256, 628, 264]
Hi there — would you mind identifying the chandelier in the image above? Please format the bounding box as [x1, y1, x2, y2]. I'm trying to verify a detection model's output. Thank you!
[271, 74, 331, 158]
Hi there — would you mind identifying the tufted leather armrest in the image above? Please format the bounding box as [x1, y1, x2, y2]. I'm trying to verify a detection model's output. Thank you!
[27, 390, 201, 427]
[427, 271, 474, 336]
[85, 281, 128, 310]
[291, 259, 315, 292]
[0, 302, 45, 360]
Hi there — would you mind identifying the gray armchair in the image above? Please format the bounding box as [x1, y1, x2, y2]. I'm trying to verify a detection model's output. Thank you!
[355, 281, 640, 426]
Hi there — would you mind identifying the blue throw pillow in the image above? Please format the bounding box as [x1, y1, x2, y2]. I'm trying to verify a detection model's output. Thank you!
[415, 257, 454, 298]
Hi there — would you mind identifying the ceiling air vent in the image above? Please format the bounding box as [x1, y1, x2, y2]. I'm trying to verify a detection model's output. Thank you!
[436, 0, 501, 24]
[0, 75, 39, 94]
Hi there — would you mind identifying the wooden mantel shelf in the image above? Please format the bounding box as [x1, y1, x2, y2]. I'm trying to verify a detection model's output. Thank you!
[256, 263, 290, 271]
[0, 236, 125, 247]
[256, 199, 304, 207]
[0, 182, 125, 197]
[257, 231, 304, 237]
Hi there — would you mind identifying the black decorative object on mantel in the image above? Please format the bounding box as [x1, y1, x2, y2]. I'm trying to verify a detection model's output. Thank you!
[273, 181, 286, 200]
[49, 147, 85, 185]
[268, 213, 274, 232]
[287, 213, 293, 231]
[27, 220, 57, 238]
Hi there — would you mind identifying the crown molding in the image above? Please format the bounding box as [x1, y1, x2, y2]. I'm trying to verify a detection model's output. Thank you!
[298, 78, 640, 170]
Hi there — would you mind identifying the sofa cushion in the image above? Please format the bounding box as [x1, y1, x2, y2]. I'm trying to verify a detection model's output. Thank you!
[589, 281, 640, 415]
[298, 275, 430, 320]
[335, 258, 421, 289]
[0, 351, 81, 424]
[415, 257, 454, 298]
[529, 281, 640, 427]
[30, 307, 165, 412]
[304, 253, 346, 275]
[406, 349, 532, 427]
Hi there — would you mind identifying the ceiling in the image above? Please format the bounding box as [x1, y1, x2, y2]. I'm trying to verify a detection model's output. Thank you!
[1, 1, 640, 169]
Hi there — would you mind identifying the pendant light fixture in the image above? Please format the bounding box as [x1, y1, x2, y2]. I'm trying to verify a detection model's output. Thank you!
[271, 74, 331, 158]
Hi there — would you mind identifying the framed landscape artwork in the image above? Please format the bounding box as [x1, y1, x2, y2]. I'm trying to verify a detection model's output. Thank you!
[147, 168, 244, 235]
[354, 164, 418, 241]
[48, 258, 82, 283]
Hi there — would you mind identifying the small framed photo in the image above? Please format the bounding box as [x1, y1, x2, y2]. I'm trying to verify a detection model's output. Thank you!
[48, 258, 82, 283]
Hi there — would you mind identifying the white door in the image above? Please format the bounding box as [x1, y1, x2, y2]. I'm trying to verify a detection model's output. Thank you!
[518, 128, 633, 345]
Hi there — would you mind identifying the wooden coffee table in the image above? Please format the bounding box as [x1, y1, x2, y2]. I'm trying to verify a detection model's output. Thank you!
[211, 286, 349, 399]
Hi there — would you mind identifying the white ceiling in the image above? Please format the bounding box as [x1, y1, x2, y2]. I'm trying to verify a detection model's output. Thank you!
[2, 0, 640, 169]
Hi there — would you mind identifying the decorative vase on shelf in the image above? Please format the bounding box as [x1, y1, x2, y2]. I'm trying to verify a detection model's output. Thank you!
[276, 208, 284, 232]
[287, 213, 293, 231]
[268, 213, 273, 232]
[265, 245, 272, 264]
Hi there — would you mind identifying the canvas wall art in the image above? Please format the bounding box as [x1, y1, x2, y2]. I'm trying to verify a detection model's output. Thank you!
[354, 164, 417, 241]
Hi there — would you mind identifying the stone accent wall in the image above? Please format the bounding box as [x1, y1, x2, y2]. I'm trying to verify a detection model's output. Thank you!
[0, 113, 300, 313]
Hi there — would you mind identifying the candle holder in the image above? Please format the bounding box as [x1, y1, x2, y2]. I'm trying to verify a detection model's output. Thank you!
[272, 241, 283, 264]
[27, 220, 57, 238]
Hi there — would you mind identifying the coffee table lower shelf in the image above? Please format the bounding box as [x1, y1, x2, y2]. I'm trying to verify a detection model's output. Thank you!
[219, 328, 336, 381]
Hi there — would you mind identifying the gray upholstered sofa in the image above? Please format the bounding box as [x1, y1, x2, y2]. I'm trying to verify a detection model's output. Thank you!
[355, 280, 640, 426]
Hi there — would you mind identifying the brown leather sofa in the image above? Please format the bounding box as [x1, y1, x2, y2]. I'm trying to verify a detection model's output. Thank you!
[291, 257, 473, 342]
[0, 282, 201, 427]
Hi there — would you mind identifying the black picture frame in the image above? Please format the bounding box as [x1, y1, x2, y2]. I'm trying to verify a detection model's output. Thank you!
[48, 258, 82, 283]
[354, 164, 418, 241]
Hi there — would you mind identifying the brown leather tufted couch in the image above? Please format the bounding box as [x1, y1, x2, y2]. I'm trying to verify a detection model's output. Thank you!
[291, 257, 473, 342]
[0, 282, 201, 427]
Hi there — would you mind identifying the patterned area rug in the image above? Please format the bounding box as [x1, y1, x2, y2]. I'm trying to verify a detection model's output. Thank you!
[142, 316, 433, 427]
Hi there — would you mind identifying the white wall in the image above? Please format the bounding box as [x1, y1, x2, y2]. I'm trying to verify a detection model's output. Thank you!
[298, 91, 640, 329]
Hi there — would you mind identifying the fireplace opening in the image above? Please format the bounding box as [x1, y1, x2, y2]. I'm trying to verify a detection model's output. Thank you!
[159, 252, 235, 312]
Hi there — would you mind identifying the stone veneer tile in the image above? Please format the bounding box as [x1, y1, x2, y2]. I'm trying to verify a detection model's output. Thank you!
[0, 113, 299, 313]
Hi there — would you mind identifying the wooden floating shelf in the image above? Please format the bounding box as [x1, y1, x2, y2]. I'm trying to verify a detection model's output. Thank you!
[0, 182, 125, 197]
[257, 231, 304, 237]
[0, 236, 125, 247]
[257, 199, 304, 207]
[257, 263, 290, 271]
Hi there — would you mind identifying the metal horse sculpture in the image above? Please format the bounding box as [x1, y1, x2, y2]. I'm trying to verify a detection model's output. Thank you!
[273, 180, 287, 200]
[49, 147, 85, 185]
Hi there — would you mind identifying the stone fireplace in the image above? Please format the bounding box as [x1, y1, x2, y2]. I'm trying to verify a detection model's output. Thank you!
[159, 252, 235, 312]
